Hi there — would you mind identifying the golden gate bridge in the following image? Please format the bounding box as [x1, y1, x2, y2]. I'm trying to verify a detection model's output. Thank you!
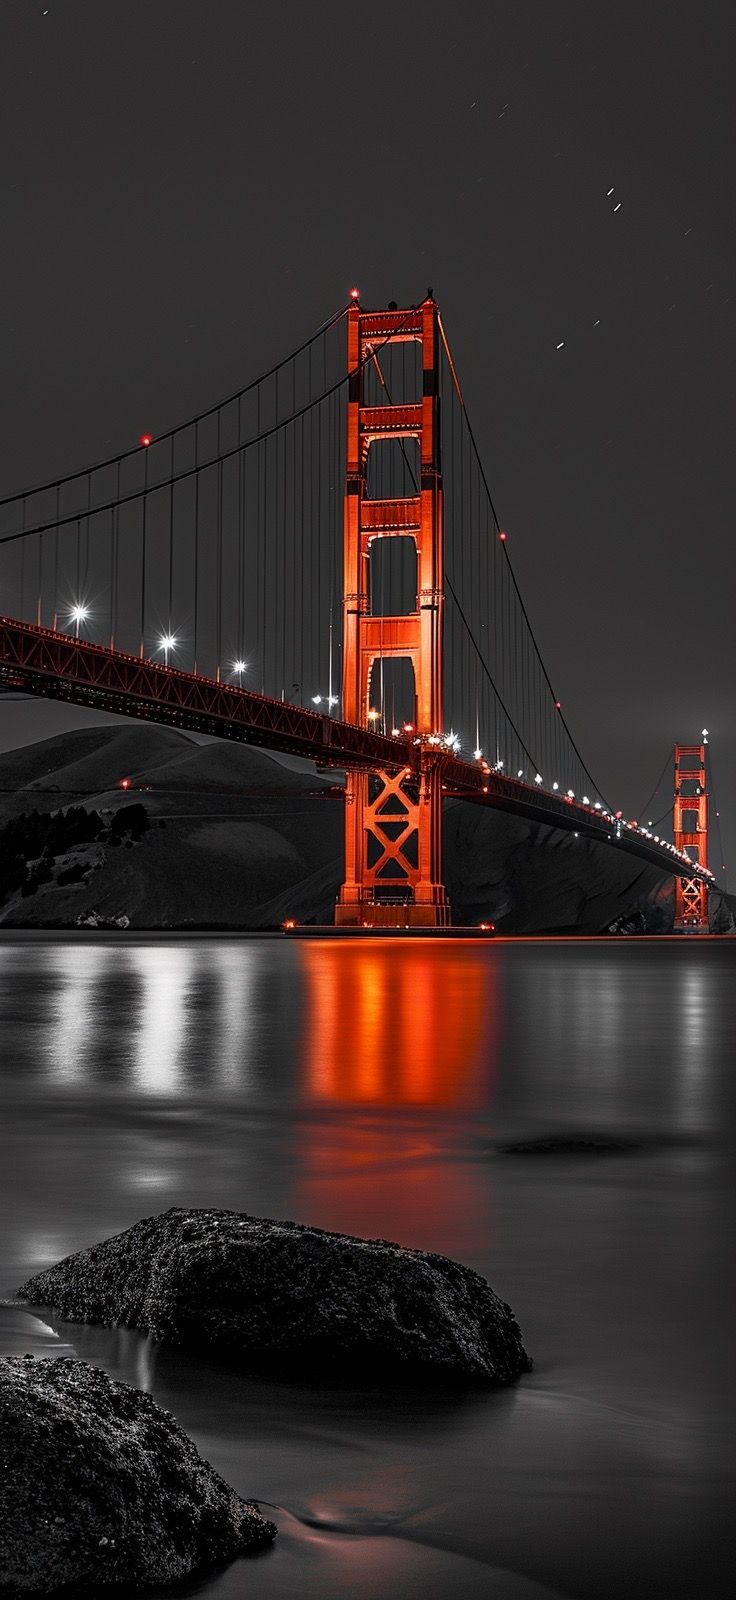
[0, 293, 714, 930]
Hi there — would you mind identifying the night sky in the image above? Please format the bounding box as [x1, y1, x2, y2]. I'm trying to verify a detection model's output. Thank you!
[1, 1, 733, 881]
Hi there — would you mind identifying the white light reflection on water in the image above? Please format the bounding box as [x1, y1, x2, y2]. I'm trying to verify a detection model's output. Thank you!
[676, 963, 711, 1125]
[44, 944, 111, 1085]
[130, 944, 194, 1095]
[213, 944, 259, 1091]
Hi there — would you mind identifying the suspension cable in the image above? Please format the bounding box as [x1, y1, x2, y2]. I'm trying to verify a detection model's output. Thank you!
[369, 348, 541, 771]
[706, 744, 728, 889]
[635, 747, 673, 824]
[0, 311, 420, 551]
[438, 312, 611, 807]
[0, 305, 349, 507]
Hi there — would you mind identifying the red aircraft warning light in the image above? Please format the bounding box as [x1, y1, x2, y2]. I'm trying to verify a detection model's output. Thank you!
[139, 433, 153, 448]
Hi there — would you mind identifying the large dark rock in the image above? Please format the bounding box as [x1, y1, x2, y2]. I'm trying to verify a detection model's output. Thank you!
[0, 1355, 275, 1595]
[18, 1208, 531, 1385]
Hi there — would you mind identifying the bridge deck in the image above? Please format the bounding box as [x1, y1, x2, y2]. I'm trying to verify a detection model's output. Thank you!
[0, 616, 710, 889]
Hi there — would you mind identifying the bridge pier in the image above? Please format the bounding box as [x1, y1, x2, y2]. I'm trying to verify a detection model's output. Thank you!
[335, 761, 450, 928]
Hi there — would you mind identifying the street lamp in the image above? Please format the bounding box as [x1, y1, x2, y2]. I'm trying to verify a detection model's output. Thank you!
[312, 693, 338, 713]
[68, 603, 89, 638]
[157, 633, 178, 666]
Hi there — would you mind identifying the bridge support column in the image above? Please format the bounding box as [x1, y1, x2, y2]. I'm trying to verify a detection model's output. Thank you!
[336, 296, 451, 929]
[673, 742, 710, 932]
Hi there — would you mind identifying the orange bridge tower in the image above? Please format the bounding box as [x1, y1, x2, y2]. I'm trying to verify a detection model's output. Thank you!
[335, 296, 451, 928]
[673, 741, 710, 932]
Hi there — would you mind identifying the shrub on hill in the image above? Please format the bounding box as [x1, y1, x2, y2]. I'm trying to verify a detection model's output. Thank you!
[110, 802, 149, 840]
[0, 800, 150, 907]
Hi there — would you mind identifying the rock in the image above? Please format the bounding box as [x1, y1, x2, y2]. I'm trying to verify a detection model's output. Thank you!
[497, 1133, 644, 1155]
[18, 1208, 531, 1385]
[0, 1355, 275, 1595]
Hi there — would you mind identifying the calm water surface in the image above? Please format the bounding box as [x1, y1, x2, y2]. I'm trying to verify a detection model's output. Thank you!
[1, 936, 734, 1599]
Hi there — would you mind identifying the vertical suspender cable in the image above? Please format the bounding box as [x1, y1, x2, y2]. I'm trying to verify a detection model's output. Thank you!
[168, 437, 175, 642]
[52, 486, 60, 630]
[20, 499, 26, 619]
[237, 394, 244, 671]
[111, 462, 120, 649]
[139, 450, 148, 658]
[216, 413, 223, 682]
[193, 424, 200, 675]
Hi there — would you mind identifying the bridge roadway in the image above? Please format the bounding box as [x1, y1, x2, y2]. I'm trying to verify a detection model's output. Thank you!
[0, 616, 711, 890]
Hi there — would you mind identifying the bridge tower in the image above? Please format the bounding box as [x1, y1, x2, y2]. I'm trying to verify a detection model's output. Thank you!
[336, 296, 450, 927]
[673, 742, 710, 932]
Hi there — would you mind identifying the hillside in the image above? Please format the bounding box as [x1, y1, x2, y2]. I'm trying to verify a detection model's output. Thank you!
[0, 724, 731, 933]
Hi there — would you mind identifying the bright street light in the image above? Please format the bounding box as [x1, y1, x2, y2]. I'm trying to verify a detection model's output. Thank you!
[68, 603, 89, 637]
[157, 633, 178, 665]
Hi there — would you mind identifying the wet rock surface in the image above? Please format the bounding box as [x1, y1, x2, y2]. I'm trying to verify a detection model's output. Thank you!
[18, 1208, 531, 1385]
[0, 1355, 275, 1595]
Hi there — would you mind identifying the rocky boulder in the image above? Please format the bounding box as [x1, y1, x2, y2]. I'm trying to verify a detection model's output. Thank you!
[18, 1208, 531, 1385]
[0, 1355, 275, 1594]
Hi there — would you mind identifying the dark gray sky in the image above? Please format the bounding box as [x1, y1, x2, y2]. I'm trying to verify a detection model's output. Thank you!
[1, 1, 733, 879]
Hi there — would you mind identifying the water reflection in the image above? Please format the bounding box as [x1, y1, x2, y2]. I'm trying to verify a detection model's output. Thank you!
[32, 939, 291, 1100]
[45, 944, 113, 1084]
[676, 964, 711, 1123]
[300, 940, 494, 1108]
[1, 937, 732, 1600]
[5, 938, 726, 1147]
[131, 945, 193, 1094]
[295, 941, 496, 1252]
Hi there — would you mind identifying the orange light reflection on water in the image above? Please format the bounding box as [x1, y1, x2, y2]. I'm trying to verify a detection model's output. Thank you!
[295, 940, 498, 1255]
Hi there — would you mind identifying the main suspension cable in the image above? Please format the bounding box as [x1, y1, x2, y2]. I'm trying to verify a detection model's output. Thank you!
[0, 311, 419, 550]
[635, 747, 673, 824]
[368, 345, 540, 769]
[0, 305, 349, 507]
[438, 313, 611, 807]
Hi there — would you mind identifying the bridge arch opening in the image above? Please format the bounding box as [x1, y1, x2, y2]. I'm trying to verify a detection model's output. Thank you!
[369, 535, 417, 618]
[366, 655, 416, 732]
[365, 437, 420, 502]
[363, 339, 422, 408]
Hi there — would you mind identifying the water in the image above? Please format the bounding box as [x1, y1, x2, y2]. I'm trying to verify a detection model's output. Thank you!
[1, 935, 733, 1599]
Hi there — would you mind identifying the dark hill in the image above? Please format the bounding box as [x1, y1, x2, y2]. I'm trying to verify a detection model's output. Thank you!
[0, 724, 730, 933]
